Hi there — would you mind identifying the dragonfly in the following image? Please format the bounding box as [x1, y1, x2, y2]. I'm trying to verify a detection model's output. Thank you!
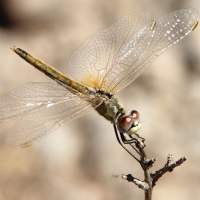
[0, 8, 199, 151]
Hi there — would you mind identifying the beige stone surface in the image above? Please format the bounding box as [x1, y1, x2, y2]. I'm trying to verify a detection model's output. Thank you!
[0, 0, 200, 199]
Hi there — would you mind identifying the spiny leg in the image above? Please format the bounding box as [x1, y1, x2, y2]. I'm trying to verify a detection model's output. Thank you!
[120, 132, 138, 144]
[113, 124, 140, 163]
[120, 133, 141, 155]
[130, 133, 145, 141]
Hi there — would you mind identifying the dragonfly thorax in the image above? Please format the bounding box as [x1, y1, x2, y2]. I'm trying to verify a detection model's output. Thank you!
[95, 94, 123, 122]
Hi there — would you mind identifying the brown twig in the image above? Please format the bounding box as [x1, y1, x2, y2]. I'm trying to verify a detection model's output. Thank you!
[121, 135, 187, 200]
[151, 156, 187, 186]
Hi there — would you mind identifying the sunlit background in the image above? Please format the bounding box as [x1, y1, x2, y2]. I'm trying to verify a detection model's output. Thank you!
[0, 0, 200, 200]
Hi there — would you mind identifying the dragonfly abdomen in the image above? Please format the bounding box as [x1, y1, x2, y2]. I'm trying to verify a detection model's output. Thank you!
[11, 46, 89, 95]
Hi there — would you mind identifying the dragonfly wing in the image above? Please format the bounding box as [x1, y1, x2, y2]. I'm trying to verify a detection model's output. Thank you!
[69, 8, 199, 92]
[108, 8, 199, 92]
[0, 82, 85, 121]
[5, 96, 100, 147]
[69, 10, 154, 89]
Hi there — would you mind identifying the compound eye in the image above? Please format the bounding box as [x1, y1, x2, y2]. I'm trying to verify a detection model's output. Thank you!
[117, 116, 133, 133]
[130, 110, 140, 120]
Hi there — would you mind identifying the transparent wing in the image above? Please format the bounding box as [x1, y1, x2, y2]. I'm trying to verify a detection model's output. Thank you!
[69, 8, 199, 92]
[0, 82, 73, 121]
[5, 96, 100, 147]
[69, 10, 154, 90]
[108, 8, 199, 91]
[0, 82, 101, 147]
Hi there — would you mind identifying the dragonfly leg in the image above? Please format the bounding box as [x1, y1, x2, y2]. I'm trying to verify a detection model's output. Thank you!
[133, 133, 145, 141]
[120, 132, 138, 144]
[113, 124, 140, 163]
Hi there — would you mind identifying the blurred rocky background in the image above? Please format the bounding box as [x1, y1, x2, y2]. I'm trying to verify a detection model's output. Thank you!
[0, 0, 200, 199]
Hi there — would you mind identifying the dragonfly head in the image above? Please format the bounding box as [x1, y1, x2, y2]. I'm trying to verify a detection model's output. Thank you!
[117, 110, 141, 135]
